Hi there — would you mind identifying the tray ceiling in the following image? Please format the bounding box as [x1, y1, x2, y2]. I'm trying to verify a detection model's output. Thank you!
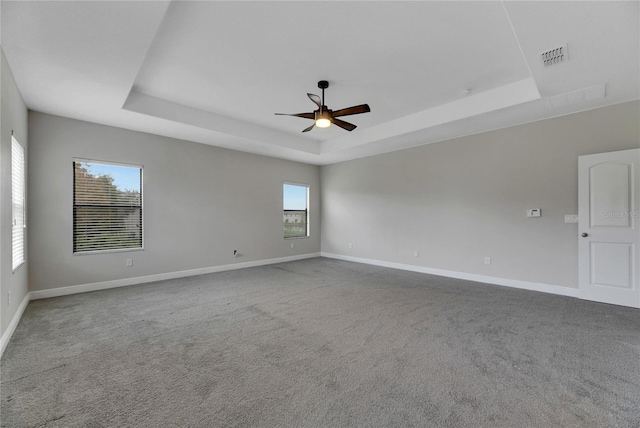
[2, 1, 638, 164]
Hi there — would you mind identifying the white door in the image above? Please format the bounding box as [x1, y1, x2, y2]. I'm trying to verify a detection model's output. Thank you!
[578, 148, 640, 308]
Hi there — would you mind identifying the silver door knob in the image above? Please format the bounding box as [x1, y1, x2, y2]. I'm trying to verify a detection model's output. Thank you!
[581, 233, 589, 237]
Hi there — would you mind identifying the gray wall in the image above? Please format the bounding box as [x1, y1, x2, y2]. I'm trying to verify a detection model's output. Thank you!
[321, 101, 640, 289]
[1, 47, 29, 338]
[28, 112, 320, 291]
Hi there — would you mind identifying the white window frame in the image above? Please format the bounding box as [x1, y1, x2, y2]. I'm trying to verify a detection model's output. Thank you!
[283, 182, 310, 239]
[72, 158, 144, 255]
[11, 135, 26, 271]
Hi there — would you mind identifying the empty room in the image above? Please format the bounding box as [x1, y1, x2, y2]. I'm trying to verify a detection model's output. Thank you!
[1, 1, 639, 427]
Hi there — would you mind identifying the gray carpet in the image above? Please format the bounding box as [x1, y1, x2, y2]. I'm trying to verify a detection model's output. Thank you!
[1, 258, 639, 427]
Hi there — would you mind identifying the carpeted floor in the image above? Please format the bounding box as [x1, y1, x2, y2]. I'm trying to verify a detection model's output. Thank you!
[1, 257, 639, 427]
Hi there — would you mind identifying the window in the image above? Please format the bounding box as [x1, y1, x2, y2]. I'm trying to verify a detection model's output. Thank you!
[283, 183, 308, 238]
[12, 136, 26, 270]
[73, 160, 142, 254]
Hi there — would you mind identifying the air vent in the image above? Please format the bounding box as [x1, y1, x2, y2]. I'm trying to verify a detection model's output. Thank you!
[540, 44, 568, 67]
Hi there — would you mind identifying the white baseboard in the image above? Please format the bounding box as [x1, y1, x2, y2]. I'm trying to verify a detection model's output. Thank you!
[321, 252, 580, 298]
[30, 252, 322, 300]
[1, 292, 31, 358]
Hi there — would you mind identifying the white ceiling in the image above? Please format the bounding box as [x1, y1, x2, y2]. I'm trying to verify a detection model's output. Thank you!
[2, 1, 638, 165]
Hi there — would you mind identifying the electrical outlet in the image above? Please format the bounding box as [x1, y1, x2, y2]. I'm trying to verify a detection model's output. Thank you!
[485, 257, 491, 265]
[290, 242, 295, 249]
[414, 251, 419, 257]
[7, 291, 11, 306]
[233, 250, 239, 257]
[348, 243, 353, 249]
[126, 258, 133, 267]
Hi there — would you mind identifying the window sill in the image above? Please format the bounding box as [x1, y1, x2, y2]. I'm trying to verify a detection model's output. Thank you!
[73, 247, 144, 256]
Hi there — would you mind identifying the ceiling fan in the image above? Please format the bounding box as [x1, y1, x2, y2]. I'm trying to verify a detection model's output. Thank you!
[276, 80, 370, 133]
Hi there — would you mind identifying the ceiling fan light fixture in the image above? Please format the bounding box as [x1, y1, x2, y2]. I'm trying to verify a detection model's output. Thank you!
[315, 117, 331, 128]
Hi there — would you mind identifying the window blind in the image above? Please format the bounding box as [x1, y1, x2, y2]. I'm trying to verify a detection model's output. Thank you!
[12, 136, 26, 270]
[73, 161, 142, 253]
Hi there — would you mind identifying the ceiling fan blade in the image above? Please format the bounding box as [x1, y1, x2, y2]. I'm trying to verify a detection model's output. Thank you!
[302, 123, 315, 133]
[274, 112, 315, 120]
[332, 104, 371, 118]
[332, 118, 357, 132]
[307, 93, 322, 109]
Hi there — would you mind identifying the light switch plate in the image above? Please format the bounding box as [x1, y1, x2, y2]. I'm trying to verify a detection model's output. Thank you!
[527, 208, 541, 218]
[564, 214, 578, 223]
